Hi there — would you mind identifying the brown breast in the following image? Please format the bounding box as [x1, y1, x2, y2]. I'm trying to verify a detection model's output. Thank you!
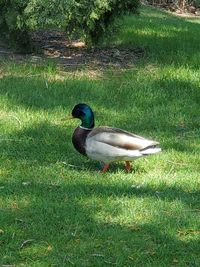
[72, 127, 92, 156]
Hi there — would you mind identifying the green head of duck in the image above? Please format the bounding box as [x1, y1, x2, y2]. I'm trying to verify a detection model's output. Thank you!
[72, 103, 95, 129]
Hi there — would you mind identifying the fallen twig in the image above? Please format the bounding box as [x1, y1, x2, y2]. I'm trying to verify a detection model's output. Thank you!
[166, 160, 188, 166]
[20, 239, 34, 249]
[62, 162, 86, 170]
[8, 114, 22, 127]
[63, 255, 74, 265]
[2, 265, 16, 267]
[91, 253, 104, 257]
[0, 138, 23, 142]
[104, 260, 117, 265]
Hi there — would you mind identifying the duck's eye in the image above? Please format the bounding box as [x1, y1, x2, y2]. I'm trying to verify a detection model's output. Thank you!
[74, 108, 84, 118]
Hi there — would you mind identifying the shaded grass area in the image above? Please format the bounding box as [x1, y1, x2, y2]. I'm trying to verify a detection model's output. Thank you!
[0, 6, 200, 267]
[110, 6, 200, 68]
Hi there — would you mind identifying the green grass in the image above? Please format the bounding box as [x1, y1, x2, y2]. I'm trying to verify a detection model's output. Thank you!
[1, 6, 200, 267]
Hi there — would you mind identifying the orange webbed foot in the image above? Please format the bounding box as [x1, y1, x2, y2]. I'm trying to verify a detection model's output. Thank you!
[125, 161, 132, 172]
[102, 164, 110, 173]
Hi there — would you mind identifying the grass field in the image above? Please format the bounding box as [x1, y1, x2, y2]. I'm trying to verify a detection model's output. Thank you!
[0, 6, 200, 267]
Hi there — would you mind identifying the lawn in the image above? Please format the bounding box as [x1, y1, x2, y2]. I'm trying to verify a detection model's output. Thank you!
[0, 6, 200, 267]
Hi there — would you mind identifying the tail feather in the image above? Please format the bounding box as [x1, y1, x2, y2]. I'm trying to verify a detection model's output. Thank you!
[141, 147, 161, 155]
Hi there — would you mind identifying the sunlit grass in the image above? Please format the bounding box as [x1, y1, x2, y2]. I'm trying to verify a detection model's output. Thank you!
[0, 5, 200, 267]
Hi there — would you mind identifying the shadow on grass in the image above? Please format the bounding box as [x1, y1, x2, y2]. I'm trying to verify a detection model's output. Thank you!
[116, 6, 200, 68]
[0, 118, 198, 178]
[1, 72, 199, 158]
[1, 179, 199, 266]
[0, 121, 97, 170]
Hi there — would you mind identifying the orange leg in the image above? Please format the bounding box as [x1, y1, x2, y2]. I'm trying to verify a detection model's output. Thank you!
[125, 161, 132, 172]
[102, 164, 110, 173]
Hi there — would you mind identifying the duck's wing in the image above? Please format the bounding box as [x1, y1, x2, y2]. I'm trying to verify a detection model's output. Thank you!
[87, 126, 159, 151]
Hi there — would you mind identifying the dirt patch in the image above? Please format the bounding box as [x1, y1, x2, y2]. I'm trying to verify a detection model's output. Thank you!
[0, 30, 145, 70]
[145, 2, 200, 18]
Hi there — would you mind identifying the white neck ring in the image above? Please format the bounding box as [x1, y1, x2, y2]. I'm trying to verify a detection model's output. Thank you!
[79, 125, 93, 130]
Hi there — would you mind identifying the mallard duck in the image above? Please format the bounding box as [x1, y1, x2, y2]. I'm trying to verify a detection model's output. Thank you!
[69, 103, 161, 173]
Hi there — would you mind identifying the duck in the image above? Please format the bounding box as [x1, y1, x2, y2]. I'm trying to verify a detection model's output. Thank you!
[69, 103, 161, 173]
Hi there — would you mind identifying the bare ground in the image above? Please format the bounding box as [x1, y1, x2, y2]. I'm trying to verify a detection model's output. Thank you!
[0, 30, 145, 70]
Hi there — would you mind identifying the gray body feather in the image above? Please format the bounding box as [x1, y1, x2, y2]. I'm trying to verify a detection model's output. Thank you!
[85, 126, 161, 163]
